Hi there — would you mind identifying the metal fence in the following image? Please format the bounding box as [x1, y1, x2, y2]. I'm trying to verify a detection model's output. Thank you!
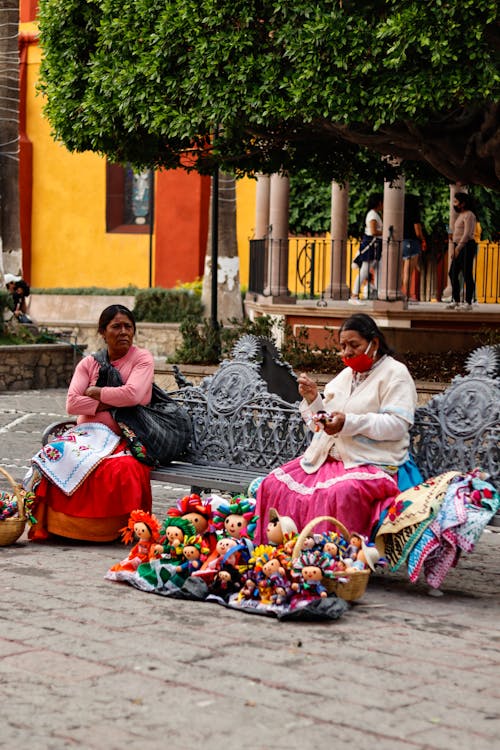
[248, 237, 500, 304]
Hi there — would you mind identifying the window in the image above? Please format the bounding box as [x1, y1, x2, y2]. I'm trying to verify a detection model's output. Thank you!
[106, 163, 154, 233]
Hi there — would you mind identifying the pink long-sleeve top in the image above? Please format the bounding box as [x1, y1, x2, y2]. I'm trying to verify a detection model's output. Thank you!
[66, 345, 155, 435]
[452, 210, 476, 252]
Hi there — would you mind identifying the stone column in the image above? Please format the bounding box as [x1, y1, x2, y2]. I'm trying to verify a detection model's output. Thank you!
[254, 173, 270, 239]
[265, 173, 291, 300]
[441, 183, 467, 301]
[324, 181, 350, 300]
[376, 172, 405, 303]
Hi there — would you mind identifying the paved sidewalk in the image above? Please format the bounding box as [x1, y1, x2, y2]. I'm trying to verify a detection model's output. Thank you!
[0, 389, 499, 750]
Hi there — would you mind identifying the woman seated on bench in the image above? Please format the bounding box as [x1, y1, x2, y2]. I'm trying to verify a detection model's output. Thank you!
[27, 305, 154, 542]
[255, 313, 422, 542]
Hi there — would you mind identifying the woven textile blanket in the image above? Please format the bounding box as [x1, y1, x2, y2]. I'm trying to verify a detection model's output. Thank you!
[32, 423, 121, 495]
[374, 471, 460, 570]
[406, 471, 500, 588]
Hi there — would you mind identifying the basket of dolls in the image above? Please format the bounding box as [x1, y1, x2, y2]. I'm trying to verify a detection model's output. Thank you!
[292, 515, 371, 602]
[0, 467, 29, 546]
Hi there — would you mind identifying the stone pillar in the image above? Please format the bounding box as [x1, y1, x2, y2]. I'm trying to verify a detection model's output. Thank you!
[441, 183, 467, 301]
[376, 172, 405, 303]
[265, 173, 292, 300]
[324, 181, 350, 300]
[254, 174, 270, 239]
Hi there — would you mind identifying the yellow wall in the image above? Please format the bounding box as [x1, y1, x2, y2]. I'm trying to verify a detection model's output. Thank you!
[26, 40, 152, 289]
[236, 177, 256, 288]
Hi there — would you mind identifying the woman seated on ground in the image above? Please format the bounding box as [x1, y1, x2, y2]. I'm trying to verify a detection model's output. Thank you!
[27, 305, 154, 542]
[255, 313, 422, 542]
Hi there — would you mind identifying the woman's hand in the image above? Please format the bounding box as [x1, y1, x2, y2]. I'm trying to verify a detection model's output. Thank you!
[298, 373, 319, 404]
[322, 411, 345, 435]
[85, 386, 101, 401]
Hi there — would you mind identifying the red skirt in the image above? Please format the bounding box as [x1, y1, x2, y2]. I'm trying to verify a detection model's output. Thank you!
[255, 456, 399, 544]
[29, 442, 152, 542]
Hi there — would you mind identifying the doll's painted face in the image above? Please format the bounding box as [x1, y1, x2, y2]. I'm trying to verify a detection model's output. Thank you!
[134, 522, 151, 541]
[350, 535, 362, 550]
[166, 527, 184, 546]
[266, 519, 283, 545]
[183, 512, 208, 534]
[216, 537, 238, 555]
[224, 513, 247, 539]
[183, 545, 200, 561]
[302, 565, 323, 582]
[302, 535, 316, 550]
[324, 542, 338, 558]
[262, 558, 282, 578]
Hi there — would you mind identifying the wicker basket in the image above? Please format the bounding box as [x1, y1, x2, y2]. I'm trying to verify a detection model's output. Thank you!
[292, 515, 370, 602]
[0, 467, 27, 546]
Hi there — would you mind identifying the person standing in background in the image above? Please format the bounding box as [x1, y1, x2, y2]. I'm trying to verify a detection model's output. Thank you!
[402, 194, 426, 302]
[350, 193, 383, 304]
[447, 193, 477, 311]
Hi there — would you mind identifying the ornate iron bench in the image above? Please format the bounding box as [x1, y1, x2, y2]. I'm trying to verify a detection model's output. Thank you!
[42, 339, 500, 525]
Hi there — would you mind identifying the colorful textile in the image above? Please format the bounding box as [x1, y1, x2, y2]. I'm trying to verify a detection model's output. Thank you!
[406, 471, 500, 588]
[375, 471, 460, 569]
[254, 455, 399, 543]
[31, 423, 120, 495]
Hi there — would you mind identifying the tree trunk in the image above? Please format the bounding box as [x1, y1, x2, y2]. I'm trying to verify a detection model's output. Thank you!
[0, 1, 22, 278]
[201, 172, 243, 323]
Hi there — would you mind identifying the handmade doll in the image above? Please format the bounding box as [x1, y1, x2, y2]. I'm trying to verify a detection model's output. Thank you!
[266, 508, 298, 547]
[245, 544, 291, 605]
[347, 533, 364, 561]
[175, 535, 210, 575]
[212, 497, 258, 541]
[131, 516, 197, 590]
[107, 510, 161, 576]
[291, 549, 336, 601]
[196, 535, 241, 578]
[344, 539, 383, 572]
[167, 493, 216, 550]
[208, 563, 243, 601]
[156, 516, 197, 561]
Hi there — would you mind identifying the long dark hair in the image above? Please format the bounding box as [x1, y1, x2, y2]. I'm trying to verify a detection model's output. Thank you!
[367, 193, 383, 211]
[97, 304, 136, 334]
[339, 314, 393, 356]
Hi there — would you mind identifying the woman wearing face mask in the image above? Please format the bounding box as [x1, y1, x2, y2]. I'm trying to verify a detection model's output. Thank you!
[254, 314, 422, 542]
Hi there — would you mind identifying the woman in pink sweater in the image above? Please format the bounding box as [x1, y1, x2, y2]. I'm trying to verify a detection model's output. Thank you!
[28, 305, 154, 542]
[447, 192, 478, 311]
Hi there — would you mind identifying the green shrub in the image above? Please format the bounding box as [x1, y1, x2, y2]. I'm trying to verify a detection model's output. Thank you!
[133, 288, 203, 323]
[168, 314, 276, 364]
[31, 286, 138, 295]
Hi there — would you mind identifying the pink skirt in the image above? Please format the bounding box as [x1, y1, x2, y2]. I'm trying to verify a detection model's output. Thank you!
[255, 456, 399, 543]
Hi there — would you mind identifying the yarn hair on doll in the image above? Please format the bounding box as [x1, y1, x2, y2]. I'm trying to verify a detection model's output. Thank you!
[120, 510, 161, 546]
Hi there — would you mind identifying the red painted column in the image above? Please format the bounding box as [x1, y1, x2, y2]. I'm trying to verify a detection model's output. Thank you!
[154, 170, 210, 288]
[18, 32, 36, 283]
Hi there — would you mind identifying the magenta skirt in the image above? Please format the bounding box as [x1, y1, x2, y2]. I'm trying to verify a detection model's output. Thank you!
[255, 456, 399, 543]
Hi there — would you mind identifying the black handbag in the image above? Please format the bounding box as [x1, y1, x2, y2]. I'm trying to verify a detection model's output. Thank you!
[93, 350, 192, 467]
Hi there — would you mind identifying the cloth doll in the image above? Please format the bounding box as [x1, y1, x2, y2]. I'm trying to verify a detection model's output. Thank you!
[208, 563, 243, 601]
[247, 544, 293, 605]
[157, 516, 197, 561]
[106, 510, 161, 580]
[175, 535, 210, 575]
[266, 507, 298, 547]
[167, 493, 216, 550]
[291, 549, 337, 602]
[212, 496, 258, 541]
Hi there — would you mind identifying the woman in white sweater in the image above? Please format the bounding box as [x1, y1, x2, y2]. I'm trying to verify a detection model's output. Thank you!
[255, 314, 422, 542]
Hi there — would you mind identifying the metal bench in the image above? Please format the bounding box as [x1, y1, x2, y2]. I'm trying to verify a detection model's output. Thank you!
[42, 339, 500, 523]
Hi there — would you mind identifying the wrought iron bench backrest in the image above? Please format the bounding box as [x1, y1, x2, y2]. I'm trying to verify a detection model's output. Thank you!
[410, 345, 500, 486]
[169, 335, 309, 471]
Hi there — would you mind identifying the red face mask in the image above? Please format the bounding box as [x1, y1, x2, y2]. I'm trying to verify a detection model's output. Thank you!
[341, 342, 376, 373]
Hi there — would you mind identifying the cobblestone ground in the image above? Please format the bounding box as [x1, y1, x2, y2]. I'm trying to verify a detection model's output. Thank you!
[0, 389, 499, 750]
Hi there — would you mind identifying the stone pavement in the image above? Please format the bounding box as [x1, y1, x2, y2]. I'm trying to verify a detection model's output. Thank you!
[0, 389, 499, 750]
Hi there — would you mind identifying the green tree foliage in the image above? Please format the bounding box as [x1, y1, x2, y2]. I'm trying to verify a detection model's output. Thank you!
[38, 1, 499, 188]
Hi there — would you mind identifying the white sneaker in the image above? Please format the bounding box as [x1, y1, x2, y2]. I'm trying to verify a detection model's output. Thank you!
[461, 303, 473, 311]
[348, 298, 366, 305]
[445, 302, 459, 310]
